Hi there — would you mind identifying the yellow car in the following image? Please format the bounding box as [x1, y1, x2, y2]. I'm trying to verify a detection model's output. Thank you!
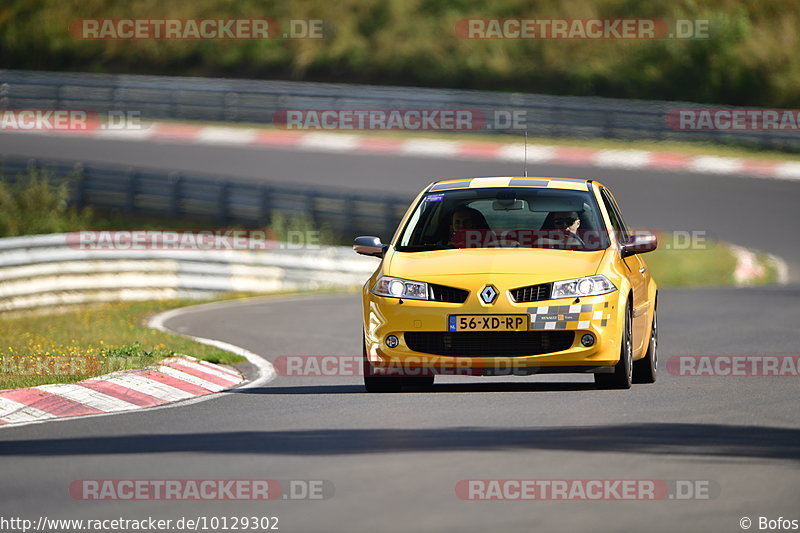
[354, 177, 658, 392]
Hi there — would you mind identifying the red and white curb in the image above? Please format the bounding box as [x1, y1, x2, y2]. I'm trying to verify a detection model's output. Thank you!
[0, 355, 243, 427]
[14, 123, 800, 182]
[730, 245, 789, 286]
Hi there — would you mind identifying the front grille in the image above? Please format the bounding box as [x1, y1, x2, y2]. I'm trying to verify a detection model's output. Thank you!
[404, 331, 574, 356]
[510, 283, 552, 303]
[428, 283, 469, 303]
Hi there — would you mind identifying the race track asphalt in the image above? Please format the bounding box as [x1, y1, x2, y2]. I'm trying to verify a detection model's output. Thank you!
[1, 131, 798, 533]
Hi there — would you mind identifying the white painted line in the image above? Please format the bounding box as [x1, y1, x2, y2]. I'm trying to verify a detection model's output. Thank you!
[299, 133, 361, 152]
[156, 365, 226, 391]
[688, 156, 744, 175]
[400, 139, 460, 157]
[729, 244, 765, 286]
[167, 359, 242, 384]
[95, 128, 156, 140]
[193, 358, 242, 378]
[497, 144, 556, 163]
[773, 162, 800, 181]
[767, 254, 790, 285]
[99, 373, 196, 402]
[0, 396, 55, 424]
[37, 384, 140, 413]
[196, 127, 258, 145]
[594, 150, 652, 169]
[148, 297, 278, 389]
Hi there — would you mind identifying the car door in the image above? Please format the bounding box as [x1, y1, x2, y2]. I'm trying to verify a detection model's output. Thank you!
[599, 187, 648, 356]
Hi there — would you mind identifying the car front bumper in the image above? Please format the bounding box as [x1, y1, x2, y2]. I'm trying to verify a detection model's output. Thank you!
[363, 290, 624, 375]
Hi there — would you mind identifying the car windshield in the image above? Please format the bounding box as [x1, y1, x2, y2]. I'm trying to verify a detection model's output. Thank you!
[396, 187, 609, 252]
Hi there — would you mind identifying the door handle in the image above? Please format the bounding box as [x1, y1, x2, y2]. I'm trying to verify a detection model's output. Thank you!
[639, 267, 646, 274]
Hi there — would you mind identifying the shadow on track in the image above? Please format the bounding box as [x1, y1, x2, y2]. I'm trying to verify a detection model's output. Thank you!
[233, 382, 597, 395]
[2, 424, 799, 461]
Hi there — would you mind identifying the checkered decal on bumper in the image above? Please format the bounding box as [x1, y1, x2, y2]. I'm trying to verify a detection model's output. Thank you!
[528, 301, 610, 330]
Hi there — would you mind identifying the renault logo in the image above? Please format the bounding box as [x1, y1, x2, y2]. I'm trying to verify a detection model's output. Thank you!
[479, 285, 498, 304]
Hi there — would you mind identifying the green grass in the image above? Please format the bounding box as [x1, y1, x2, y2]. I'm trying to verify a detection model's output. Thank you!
[644, 235, 778, 287]
[646, 237, 737, 287]
[0, 166, 94, 237]
[1, 0, 799, 108]
[0, 300, 246, 390]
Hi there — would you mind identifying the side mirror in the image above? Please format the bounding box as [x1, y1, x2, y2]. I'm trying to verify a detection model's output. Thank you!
[621, 232, 657, 257]
[354, 236, 388, 257]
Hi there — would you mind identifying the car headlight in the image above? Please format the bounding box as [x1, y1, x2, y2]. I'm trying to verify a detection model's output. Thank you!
[551, 275, 616, 299]
[372, 276, 429, 300]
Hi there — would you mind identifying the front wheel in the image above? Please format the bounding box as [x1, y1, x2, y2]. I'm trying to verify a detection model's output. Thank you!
[403, 375, 435, 389]
[595, 302, 633, 390]
[363, 335, 403, 393]
[633, 305, 657, 384]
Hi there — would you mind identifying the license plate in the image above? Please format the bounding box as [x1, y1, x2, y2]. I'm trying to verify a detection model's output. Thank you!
[448, 315, 528, 332]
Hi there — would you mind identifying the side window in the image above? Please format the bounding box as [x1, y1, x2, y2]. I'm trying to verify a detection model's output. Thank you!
[600, 189, 630, 243]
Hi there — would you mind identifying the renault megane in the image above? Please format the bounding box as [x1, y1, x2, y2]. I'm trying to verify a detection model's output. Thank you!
[354, 177, 658, 392]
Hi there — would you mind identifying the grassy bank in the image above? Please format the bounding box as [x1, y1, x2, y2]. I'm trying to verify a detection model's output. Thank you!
[1, 0, 798, 107]
[645, 235, 777, 287]
[0, 300, 245, 390]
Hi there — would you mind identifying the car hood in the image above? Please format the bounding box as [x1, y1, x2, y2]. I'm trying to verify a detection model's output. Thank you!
[385, 248, 607, 281]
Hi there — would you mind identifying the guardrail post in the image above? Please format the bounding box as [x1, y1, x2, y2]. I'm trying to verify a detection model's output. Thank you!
[125, 167, 137, 212]
[217, 180, 230, 224]
[343, 196, 355, 239]
[383, 198, 397, 241]
[259, 186, 273, 225]
[0, 83, 9, 109]
[306, 191, 319, 229]
[170, 88, 178, 119]
[603, 112, 616, 139]
[224, 92, 238, 122]
[72, 162, 86, 209]
[169, 172, 182, 216]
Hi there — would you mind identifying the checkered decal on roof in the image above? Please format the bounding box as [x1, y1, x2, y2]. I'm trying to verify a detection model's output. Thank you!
[527, 301, 610, 330]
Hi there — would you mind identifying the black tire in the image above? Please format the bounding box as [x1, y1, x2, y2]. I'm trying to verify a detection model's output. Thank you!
[403, 375, 435, 389]
[363, 334, 403, 393]
[633, 305, 657, 384]
[595, 301, 633, 390]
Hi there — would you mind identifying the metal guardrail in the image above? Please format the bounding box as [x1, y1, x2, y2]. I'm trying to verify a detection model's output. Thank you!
[1, 69, 798, 151]
[0, 233, 377, 312]
[0, 156, 411, 242]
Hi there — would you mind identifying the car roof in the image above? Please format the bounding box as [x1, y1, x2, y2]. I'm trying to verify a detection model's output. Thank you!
[427, 177, 594, 192]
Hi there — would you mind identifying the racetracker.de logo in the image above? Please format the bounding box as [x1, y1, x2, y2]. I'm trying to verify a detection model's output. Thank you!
[0, 110, 142, 131]
[667, 109, 800, 131]
[69, 19, 325, 40]
[69, 479, 334, 501]
[455, 18, 709, 40]
[273, 109, 486, 131]
[66, 230, 320, 251]
[456, 479, 717, 501]
[666, 355, 800, 377]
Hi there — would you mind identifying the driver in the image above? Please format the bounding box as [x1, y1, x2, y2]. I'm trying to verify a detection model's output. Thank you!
[449, 206, 489, 247]
[538, 211, 585, 248]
